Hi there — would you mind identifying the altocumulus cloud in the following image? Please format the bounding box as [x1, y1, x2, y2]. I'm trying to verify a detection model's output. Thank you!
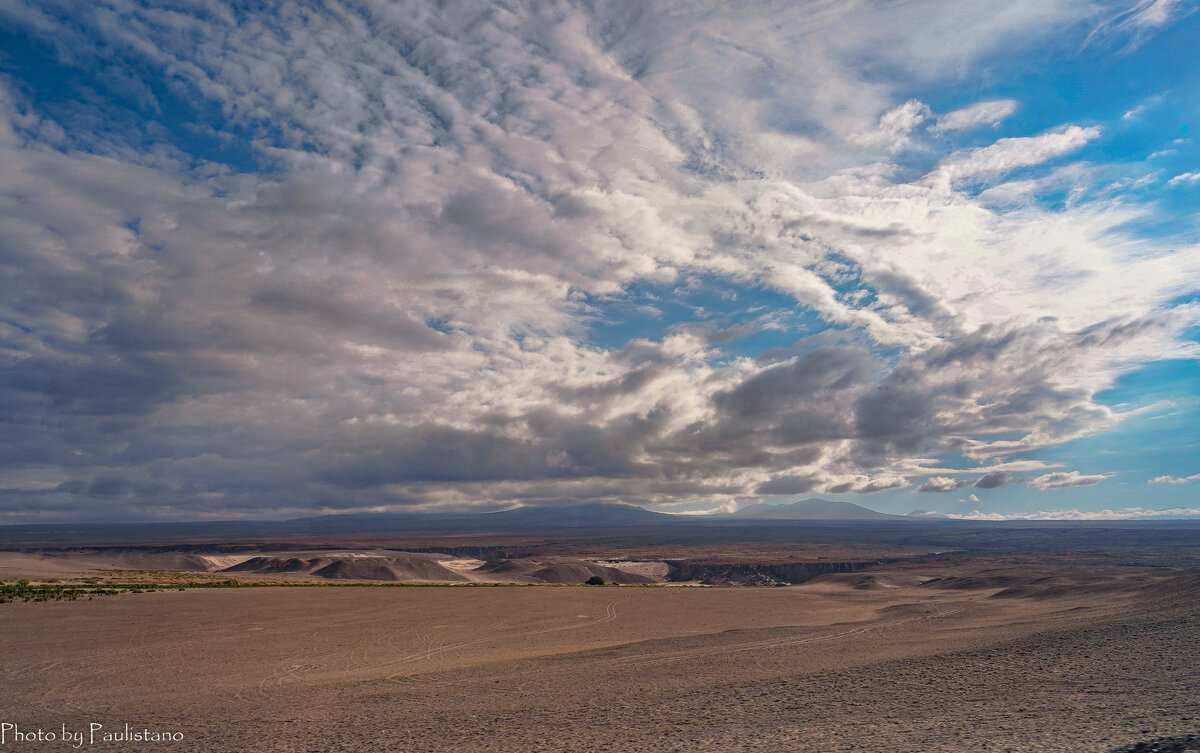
[0, 0, 1197, 521]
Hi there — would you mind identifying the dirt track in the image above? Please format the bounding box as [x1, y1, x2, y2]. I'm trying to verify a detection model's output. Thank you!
[1, 566, 1197, 752]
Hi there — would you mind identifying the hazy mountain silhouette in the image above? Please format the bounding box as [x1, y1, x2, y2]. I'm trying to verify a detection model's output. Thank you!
[732, 498, 903, 520]
[482, 501, 670, 527]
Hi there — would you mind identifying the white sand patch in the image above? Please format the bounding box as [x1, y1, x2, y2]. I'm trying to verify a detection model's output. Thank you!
[197, 555, 257, 570]
[592, 560, 671, 579]
[440, 559, 487, 572]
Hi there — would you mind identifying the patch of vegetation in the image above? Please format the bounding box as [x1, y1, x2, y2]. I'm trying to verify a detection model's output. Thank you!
[0, 578, 562, 603]
[0, 582, 163, 603]
[2, 573, 647, 603]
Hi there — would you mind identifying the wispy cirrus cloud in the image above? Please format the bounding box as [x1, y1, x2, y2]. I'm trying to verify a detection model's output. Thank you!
[1085, 0, 1186, 48]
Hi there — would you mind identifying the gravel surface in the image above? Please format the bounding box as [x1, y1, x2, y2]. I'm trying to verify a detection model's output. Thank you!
[2, 565, 1197, 752]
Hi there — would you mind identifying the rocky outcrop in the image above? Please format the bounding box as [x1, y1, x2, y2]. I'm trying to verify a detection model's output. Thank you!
[1109, 735, 1200, 753]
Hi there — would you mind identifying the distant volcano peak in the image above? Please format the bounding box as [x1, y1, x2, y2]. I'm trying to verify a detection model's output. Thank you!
[733, 498, 901, 520]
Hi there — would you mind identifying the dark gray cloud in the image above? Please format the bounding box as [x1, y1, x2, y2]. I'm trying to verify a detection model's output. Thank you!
[716, 346, 872, 419]
[756, 475, 821, 495]
[863, 269, 957, 331]
[975, 472, 1012, 489]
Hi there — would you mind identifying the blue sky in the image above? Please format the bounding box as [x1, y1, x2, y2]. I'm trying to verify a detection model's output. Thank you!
[0, 0, 1198, 522]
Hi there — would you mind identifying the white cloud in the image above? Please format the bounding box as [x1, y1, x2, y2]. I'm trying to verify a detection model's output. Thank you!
[1027, 471, 1113, 489]
[1105, 173, 1158, 190]
[928, 125, 1102, 186]
[917, 476, 966, 492]
[661, 500, 739, 515]
[932, 100, 1019, 133]
[950, 506, 1200, 520]
[1168, 172, 1200, 185]
[854, 100, 932, 152]
[1151, 473, 1200, 484]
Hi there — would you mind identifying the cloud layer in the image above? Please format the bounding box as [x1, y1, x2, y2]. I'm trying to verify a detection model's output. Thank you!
[0, 0, 1197, 521]
[947, 506, 1200, 521]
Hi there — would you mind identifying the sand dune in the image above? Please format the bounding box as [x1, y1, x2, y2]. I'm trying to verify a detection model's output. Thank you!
[224, 554, 470, 582]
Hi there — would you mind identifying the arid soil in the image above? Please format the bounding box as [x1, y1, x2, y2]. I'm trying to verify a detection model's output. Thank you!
[1, 564, 1197, 752]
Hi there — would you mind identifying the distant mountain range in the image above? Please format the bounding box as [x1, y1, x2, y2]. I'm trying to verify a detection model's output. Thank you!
[0, 499, 908, 546]
[477, 498, 903, 524]
[482, 501, 670, 527]
[4, 498, 1198, 547]
[730, 498, 905, 520]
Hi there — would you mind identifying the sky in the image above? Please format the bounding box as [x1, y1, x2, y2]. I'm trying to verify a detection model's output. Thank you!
[0, 0, 1198, 524]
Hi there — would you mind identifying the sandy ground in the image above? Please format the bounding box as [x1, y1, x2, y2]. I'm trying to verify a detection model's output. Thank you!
[1, 566, 1198, 752]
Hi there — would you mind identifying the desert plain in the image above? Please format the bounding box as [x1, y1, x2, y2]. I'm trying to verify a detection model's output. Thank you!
[2, 522, 1199, 753]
